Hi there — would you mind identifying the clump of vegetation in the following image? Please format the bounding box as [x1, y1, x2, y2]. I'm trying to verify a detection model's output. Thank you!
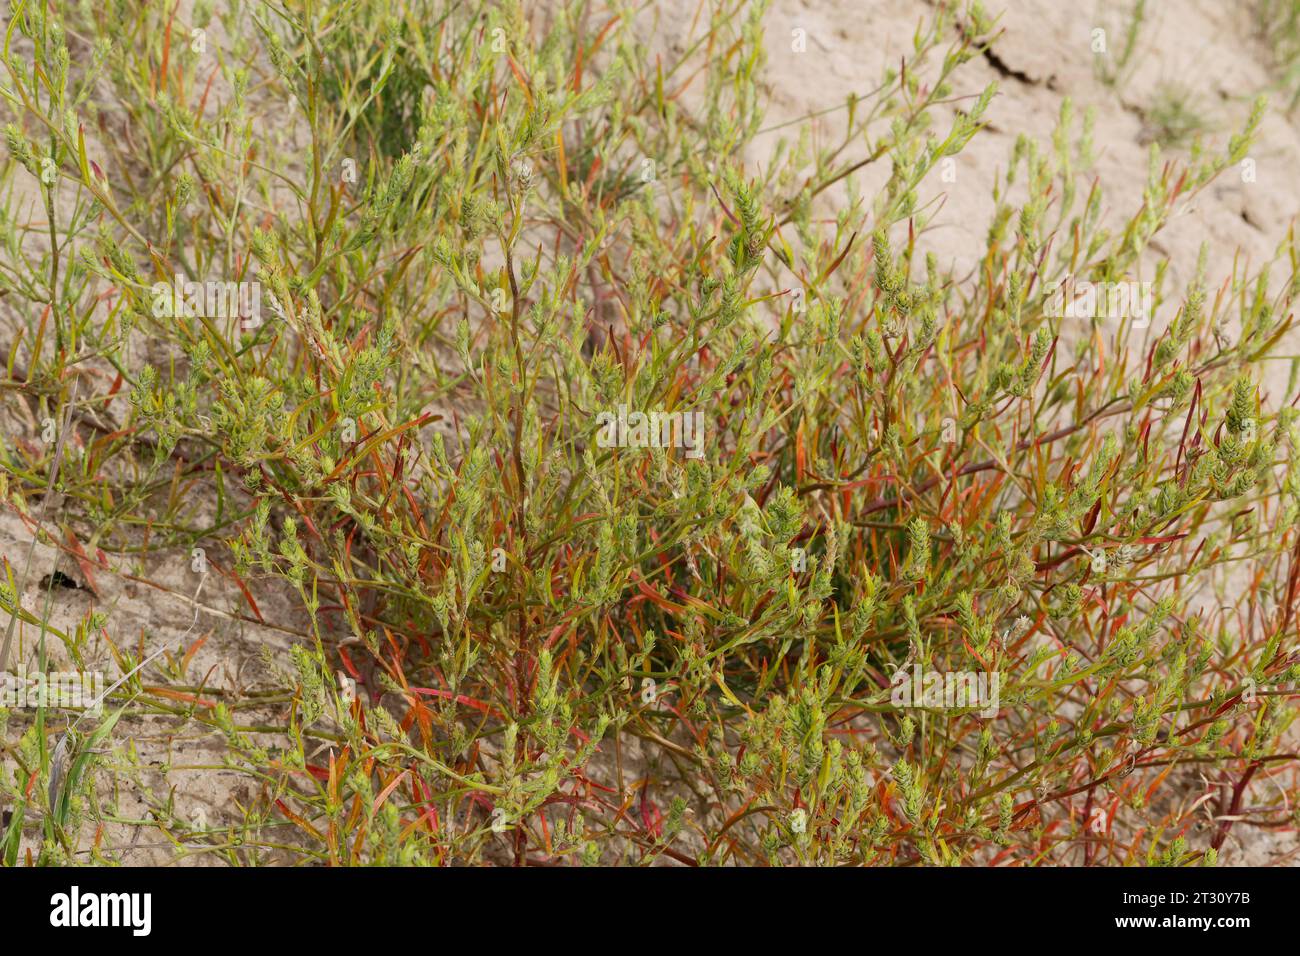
[0, 0, 1297, 866]
[1259, 0, 1300, 112]
[1143, 83, 1211, 148]
[1094, 0, 1148, 90]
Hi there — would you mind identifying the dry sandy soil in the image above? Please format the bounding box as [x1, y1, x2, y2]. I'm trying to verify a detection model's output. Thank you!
[2, 0, 1299, 864]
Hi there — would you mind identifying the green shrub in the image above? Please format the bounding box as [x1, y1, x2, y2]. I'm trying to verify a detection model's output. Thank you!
[1, 0, 1297, 866]
[1259, 0, 1300, 112]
